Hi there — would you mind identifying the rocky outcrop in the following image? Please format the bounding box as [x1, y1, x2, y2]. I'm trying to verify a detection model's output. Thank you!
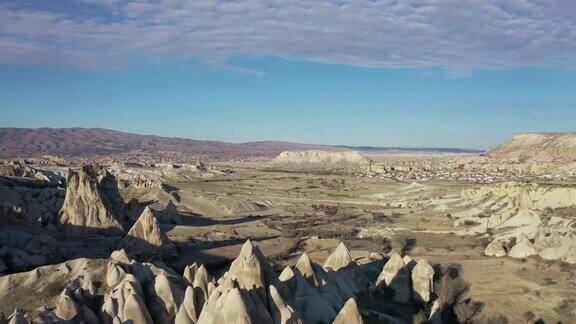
[455, 181, 576, 263]
[0, 240, 434, 324]
[323, 242, 367, 293]
[411, 260, 434, 303]
[215, 240, 300, 323]
[102, 273, 153, 324]
[192, 264, 212, 313]
[224, 240, 293, 306]
[0, 176, 64, 226]
[175, 286, 200, 324]
[147, 273, 184, 324]
[197, 284, 273, 324]
[183, 263, 198, 286]
[459, 181, 576, 211]
[333, 298, 363, 324]
[119, 207, 176, 256]
[0, 163, 64, 184]
[375, 253, 411, 303]
[58, 165, 125, 235]
[484, 239, 507, 257]
[508, 234, 537, 259]
[283, 252, 355, 323]
[268, 285, 301, 324]
[107, 165, 163, 189]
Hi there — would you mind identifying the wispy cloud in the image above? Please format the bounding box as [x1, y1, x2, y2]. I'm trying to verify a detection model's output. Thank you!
[0, 0, 575, 75]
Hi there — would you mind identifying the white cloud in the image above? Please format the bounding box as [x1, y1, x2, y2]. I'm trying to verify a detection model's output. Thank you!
[0, 0, 574, 74]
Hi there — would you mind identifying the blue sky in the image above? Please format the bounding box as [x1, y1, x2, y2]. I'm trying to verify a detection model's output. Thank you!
[1, 1, 576, 149]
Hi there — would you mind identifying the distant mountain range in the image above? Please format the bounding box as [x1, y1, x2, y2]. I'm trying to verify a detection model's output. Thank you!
[0, 127, 482, 159]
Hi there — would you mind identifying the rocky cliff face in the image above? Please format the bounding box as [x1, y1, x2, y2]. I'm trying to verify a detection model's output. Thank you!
[453, 181, 576, 264]
[460, 181, 576, 210]
[488, 132, 576, 162]
[58, 165, 125, 235]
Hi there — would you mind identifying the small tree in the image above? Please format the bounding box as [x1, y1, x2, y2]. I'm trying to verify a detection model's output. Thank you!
[390, 233, 409, 256]
[433, 263, 483, 323]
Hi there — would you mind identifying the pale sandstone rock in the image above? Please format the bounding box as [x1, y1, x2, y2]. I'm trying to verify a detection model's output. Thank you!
[271, 150, 369, 170]
[197, 278, 273, 324]
[268, 285, 301, 324]
[508, 234, 537, 259]
[123, 293, 153, 324]
[295, 253, 345, 310]
[281, 262, 334, 324]
[324, 242, 355, 271]
[538, 237, 574, 261]
[23, 268, 41, 287]
[0, 276, 15, 298]
[110, 249, 131, 264]
[175, 286, 199, 324]
[58, 165, 124, 235]
[226, 240, 292, 305]
[323, 242, 367, 293]
[484, 239, 507, 257]
[147, 273, 184, 324]
[120, 206, 176, 256]
[55, 295, 81, 321]
[101, 274, 147, 323]
[563, 245, 576, 264]
[183, 263, 199, 286]
[193, 264, 212, 314]
[333, 298, 363, 324]
[411, 260, 434, 303]
[488, 132, 576, 163]
[375, 253, 411, 303]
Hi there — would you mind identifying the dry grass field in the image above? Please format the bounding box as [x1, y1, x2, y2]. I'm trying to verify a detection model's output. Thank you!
[114, 161, 575, 323]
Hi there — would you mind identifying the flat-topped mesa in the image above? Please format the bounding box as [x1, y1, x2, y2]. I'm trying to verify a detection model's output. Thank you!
[58, 165, 125, 235]
[119, 206, 176, 257]
[270, 150, 370, 170]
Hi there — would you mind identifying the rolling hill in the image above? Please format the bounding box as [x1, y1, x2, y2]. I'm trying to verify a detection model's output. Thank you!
[0, 127, 482, 159]
[487, 132, 576, 162]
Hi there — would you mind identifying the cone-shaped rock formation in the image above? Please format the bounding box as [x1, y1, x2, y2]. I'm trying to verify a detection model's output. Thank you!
[59, 165, 125, 235]
[119, 207, 176, 256]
